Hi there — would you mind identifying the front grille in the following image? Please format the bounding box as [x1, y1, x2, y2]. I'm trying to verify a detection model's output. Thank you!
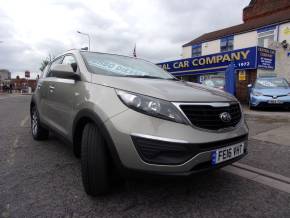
[179, 103, 242, 130]
[263, 94, 287, 98]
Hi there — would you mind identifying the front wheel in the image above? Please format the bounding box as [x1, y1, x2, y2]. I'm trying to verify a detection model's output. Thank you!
[31, 106, 49, 140]
[81, 123, 110, 196]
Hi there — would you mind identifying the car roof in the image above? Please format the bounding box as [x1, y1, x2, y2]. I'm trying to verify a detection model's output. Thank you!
[52, 49, 155, 66]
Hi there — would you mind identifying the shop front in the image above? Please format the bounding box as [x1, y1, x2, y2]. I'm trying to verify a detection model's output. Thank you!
[157, 46, 276, 103]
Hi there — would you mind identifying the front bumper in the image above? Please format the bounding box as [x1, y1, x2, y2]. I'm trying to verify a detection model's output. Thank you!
[250, 95, 290, 108]
[104, 108, 248, 175]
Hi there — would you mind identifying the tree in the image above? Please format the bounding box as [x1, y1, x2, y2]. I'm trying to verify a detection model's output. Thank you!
[39, 54, 55, 72]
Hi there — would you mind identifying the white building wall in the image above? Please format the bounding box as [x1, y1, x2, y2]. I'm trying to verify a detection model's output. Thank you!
[273, 46, 290, 82]
[278, 22, 290, 42]
[234, 31, 257, 49]
[201, 39, 220, 55]
[182, 46, 191, 59]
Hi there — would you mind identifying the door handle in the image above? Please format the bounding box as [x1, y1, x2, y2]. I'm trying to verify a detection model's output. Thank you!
[49, 85, 55, 93]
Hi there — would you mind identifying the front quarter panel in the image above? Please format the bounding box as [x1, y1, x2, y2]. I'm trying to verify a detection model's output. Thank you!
[70, 82, 128, 139]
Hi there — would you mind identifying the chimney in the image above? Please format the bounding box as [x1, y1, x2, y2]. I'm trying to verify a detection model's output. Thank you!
[243, 0, 290, 22]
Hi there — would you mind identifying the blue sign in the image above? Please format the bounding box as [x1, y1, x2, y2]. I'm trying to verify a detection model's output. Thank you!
[224, 62, 236, 95]
[157, 47, 257, 76]
[288, 52, 290, 57]
[257, 47, 275, 70]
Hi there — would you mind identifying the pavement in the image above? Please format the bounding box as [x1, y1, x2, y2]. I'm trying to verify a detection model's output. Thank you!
[1, 95, 290, 217]
[243, 106, 290, 121]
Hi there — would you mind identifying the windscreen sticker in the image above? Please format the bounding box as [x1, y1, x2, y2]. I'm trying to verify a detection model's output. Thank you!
[88, 60, 148, 76]
[257, 80, 276, 87]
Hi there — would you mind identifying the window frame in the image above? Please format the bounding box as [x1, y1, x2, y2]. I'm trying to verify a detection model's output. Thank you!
[41, 64, 51, 79]
[257, 30, 275, 48]
[191, 44, 202, 57]
[257, 25, 277, 48]
[220, 36, 234, 52]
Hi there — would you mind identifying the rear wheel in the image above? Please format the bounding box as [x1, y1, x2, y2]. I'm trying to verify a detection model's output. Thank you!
[81, 123, 110, 196]
[31, 106, 49, 140]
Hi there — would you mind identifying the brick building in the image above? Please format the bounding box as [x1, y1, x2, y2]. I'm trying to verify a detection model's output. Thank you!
[158, 0, 290, 103]
[11, 77, 37, 92]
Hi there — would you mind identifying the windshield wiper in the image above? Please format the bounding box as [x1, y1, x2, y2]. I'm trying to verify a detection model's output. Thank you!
[166, 77, 179, 81]
[121, 75, 166, 79]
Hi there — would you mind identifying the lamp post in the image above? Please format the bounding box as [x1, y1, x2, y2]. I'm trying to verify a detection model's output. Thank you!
[77, 31, 90, 51]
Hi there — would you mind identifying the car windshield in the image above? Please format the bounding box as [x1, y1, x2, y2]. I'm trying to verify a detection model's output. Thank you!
[81, 52, 175, 80]
[254, 78, 289, 89]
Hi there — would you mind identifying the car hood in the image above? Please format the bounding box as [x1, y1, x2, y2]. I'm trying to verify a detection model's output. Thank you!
[91, 74, 236, 102]
[254, 88, 290, 96]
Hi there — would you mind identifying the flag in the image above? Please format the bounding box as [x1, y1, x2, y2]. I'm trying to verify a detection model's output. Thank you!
[133, 44, 136, 57]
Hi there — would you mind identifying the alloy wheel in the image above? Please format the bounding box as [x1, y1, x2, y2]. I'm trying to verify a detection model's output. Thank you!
[32, 109, 38, 136]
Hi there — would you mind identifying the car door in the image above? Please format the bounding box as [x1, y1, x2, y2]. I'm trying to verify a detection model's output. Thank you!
[38, 57, 63, 125]
[36, 64, 50, 123]
[46, 54, 80, 137]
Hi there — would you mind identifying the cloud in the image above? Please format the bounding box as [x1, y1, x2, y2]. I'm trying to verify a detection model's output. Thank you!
[0, 0, 250, 78]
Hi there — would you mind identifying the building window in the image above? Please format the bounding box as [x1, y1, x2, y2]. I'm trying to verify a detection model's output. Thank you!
[257, 29, 275, 48]
[220, 36, 234, 52]
[192, 44, 201, 57]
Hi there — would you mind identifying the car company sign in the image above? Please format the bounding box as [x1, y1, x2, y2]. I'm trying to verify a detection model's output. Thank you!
[157, 46, 275, 76]
[257, 47, 275, 70]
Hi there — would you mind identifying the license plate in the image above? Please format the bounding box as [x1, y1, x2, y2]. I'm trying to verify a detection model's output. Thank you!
[268, 99, 283, 104]
[211, 143, 244, 165]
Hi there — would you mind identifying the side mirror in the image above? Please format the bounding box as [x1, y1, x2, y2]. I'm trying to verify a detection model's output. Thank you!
[247, 84, 252, 88]
[50, 64, 80, 80]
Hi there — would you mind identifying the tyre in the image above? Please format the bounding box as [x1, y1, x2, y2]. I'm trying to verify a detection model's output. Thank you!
[31, 106, 49, 140]
[81, 123, 110, 196]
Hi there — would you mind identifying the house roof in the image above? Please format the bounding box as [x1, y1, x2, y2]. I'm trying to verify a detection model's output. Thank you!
[182, 8, 290, 47]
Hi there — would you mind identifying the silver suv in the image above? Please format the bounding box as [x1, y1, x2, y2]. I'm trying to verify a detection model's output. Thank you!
[31, 50, 248, 196]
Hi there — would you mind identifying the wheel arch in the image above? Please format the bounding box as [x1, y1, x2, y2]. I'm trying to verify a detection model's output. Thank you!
[30, 96, 36, 115]
[72, 109, 122, 170]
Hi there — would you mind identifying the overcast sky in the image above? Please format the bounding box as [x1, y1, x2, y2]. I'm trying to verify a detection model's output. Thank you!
[0, 0, 250, 78]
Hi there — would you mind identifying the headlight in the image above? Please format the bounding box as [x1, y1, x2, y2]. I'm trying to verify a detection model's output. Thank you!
[116, 90, 187, 124]
[252, 91, 263, 96]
